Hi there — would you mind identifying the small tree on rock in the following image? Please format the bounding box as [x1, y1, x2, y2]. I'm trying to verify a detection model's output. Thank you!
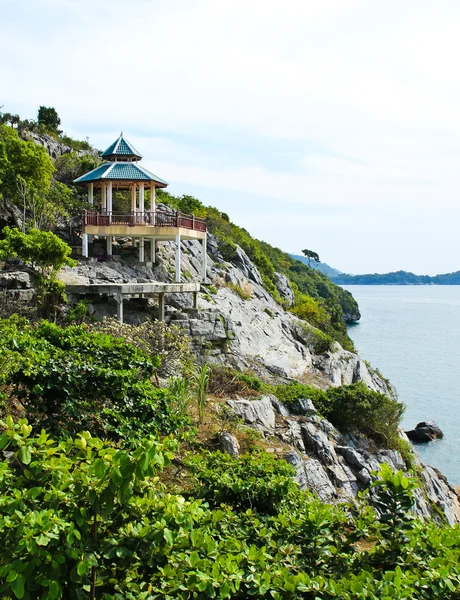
[37, 106, 61, 132]
[302, 248, 320, 267]
[0, 226, 76, 313]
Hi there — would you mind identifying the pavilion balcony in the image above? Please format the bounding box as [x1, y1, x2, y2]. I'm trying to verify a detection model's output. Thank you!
[82, 209, 206, 232]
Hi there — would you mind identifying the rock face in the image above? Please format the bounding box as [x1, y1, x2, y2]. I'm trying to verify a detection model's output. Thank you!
[225, 396, 460, 525]
[59, 219, 395, 395]
[406, 421, 444, 443]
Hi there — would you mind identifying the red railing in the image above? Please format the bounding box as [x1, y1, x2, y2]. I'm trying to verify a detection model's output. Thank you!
[82, 210, 206, 232]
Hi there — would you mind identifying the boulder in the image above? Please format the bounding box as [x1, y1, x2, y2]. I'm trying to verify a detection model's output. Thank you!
[0, 271, 32, 289]
[406, 421, 444, 443]
[218, 432, 240, 457]
[226, 396, 277, 432]
[274, 272, 294, 307]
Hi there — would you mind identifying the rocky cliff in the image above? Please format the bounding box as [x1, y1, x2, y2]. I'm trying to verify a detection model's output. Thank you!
[59, 215, 392, 394]
[222, 394, 460, 526]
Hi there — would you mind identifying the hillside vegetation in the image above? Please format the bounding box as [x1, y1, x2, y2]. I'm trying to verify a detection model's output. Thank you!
[0, 112, 358, 351]
[1, 111, 460, 599]
[0, 315, 460, 599]
[157, 190, 359, 351]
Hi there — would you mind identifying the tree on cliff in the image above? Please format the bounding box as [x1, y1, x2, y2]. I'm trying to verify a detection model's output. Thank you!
[302, 248, 320, 267]
[37, 106, 61, 132]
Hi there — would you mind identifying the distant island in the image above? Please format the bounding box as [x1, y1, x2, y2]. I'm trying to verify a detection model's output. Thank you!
[328, 270, 460, 285]
[289, 255, 460, 285]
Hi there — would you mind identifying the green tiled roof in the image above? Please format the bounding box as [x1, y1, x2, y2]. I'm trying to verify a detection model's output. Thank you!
[74, 162, 168, 186]
[101, 133, 142, 160]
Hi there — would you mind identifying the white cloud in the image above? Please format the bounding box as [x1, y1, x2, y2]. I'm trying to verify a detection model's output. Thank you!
[2, 0, 460, 273]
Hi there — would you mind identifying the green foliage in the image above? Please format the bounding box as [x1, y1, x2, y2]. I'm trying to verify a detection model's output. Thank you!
[302, 248, 320, 266]
[87, 318, 193, 377]
[187, 451, 297, 513]
[37, 106, 61, 131]
[0, 317, 187, 441]
[0, 417, 176, 600]
[208, 366, 267, 397]
[1, 417, 460, 599]
[0, 227, 75, 277]
[297, 323, 334, 354]
[225, 281, 251, 300]
[0, 124, 55, 202]
[193, 363, 210, 423]
[0, 227, 76, 312]
[274, 381, 404, 449]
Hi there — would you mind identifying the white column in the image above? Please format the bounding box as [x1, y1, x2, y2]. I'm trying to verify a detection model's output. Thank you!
[139, 237, 144, 262]
[150, 238, 156, 263]
[101, 183, 106, 212]
[82, 233, 89, 258]
[107, 236, 113, 256]
[88, 183, 94, 206]
[115, 294, 123, 323]
[150, 183, 156, 224]
[139, 182, 145, 218]
[131, 183, 136, 212]
[201, 235, 207, 282]
[175, 234, 181, 283]
[107, 181, 112, 223]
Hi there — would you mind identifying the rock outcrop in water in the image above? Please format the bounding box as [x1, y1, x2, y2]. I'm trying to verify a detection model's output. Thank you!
[406, 421, 444, 443]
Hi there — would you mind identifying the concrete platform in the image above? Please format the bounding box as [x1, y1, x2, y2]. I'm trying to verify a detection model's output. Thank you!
[66, 282, 201, 322]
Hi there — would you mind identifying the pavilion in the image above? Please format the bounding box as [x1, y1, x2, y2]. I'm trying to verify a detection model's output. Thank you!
[74, 133, 207, 282]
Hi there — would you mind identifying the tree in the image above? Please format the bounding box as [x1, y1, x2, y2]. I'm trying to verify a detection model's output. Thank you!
[0, 227, 76, 312]
[0, 124, 54, 202]
[302, 248, 320, 267]
[37, 106, 61, 131]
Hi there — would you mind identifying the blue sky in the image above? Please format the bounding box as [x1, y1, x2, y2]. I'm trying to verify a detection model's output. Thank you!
[2, 0, 460, 274]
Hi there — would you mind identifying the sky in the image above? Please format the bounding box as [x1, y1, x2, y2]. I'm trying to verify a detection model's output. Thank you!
[1, 0, 460, 274]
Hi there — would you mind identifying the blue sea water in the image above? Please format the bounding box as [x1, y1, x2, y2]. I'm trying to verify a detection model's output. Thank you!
[344, 285, 460, 486]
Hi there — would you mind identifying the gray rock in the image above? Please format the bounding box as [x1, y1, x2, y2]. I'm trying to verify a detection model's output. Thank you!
[0, 271, 32, 289]
[226, 396, 277, 432]
[219, 432, 240, 457]
[406, 421, 444, 443]
[301, 422, 337, 465]
[274, 272, 294, 306]
[285, 451, 336, 501]
[336, 446, 368, 471]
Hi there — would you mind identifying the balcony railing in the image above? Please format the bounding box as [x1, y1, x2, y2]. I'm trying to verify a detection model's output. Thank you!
[82, 210, 206, 232]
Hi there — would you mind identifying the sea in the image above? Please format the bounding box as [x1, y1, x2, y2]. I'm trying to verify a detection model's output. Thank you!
[343, 285, 460, 486]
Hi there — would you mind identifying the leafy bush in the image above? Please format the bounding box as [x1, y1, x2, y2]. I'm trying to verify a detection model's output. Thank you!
[208, 366, 267, 397]
[274, 381, 405, 449]
[187, 451, 296, 514]
[0, 316, 187, 440]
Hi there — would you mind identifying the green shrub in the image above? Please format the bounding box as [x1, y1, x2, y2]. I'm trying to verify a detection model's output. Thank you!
[187, 451, 296, 514]
[274, 381, 405, 449]
[0, 316, 187, 440]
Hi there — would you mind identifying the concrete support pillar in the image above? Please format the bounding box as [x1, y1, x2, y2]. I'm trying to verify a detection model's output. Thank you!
[201, 235, 207, 282]
[193, 291, 198, 309]
[139, 237, 144, 262]
[139, 182, 145, 216]
[131, 183, 136, 212]
[107, 181, 112, 223]
[175, 234, 181, 283]
[150, 183, 156, 224]
[115, 294, 123, 323]
[88, 183, 93, 206]
[101, 183, 106, 212]
[158, 293, 165, 321]
[82, 233, 89, 258]
[107, 236, 113, 256]
[150, 238, 156, 263]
